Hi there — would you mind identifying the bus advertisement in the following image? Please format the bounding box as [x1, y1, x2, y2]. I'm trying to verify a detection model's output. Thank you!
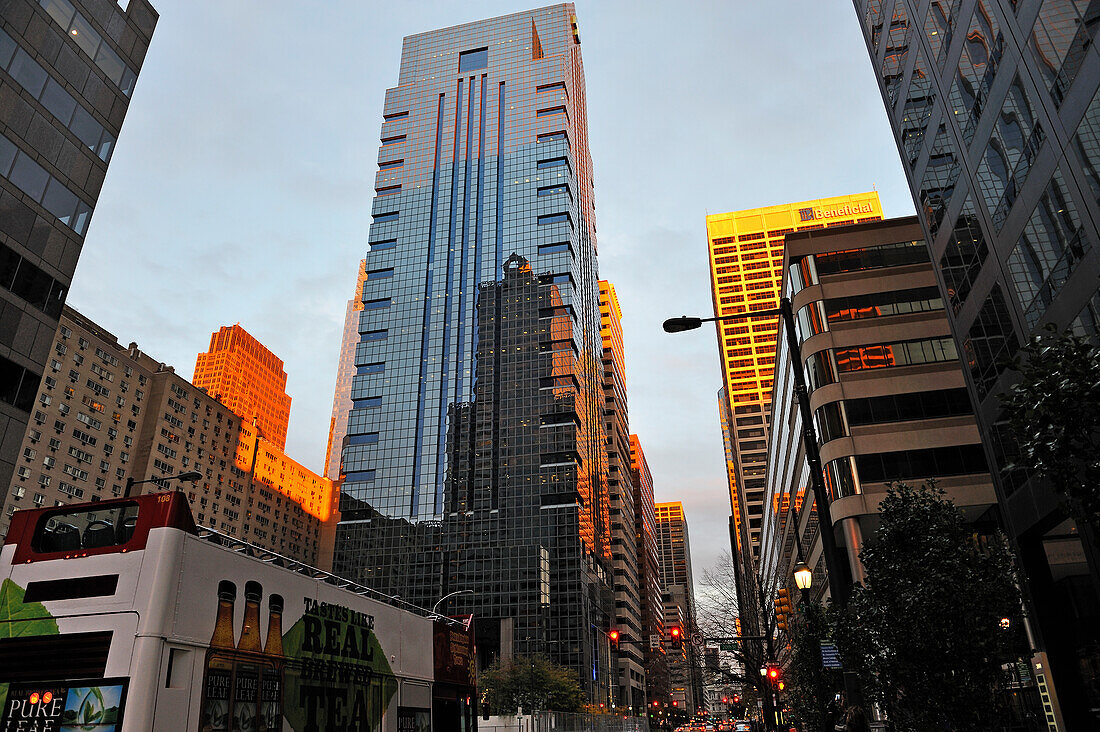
[0, 492, 476, 731]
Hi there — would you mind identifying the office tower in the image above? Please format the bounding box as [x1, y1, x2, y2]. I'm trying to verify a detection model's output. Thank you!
[855, 1, 1100, 722]
[0, 307, 326, 563]
[193, 325, 292, 451]
[654, 501, 701, 714]
[705, 193, 884, 568]
[630, 435, 667, 706]
[599, 280, 645, 709]
[760, 214, 1000, 605]
[329, 5, 612, 698]
[0, 0, 157, 505]
[323, 260, 370, 482]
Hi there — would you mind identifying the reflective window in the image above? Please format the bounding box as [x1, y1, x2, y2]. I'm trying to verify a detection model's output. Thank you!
[977, 76, 1043, 228]
[844, 387, 973, 426]
[856, 444, 988, 483]
[814, 240, 928, 276]
[900, 48, 935, 167]
[939, 196, 988, 312]
[834, 337, 958, 372]
[804, 350, 836, 391]
[964, 285, 1021, 398]
[795, 301, 828, 343]
[824, 286, 943, 322]
[824, 456, 859, 500]
[0, 133, 92, 234]
[919, 125, 961, 237]
[882, 0, 912, 109]
[1, 354, 43, 413]
[814, 402, 848, 444]
[1007, 167, 1090, 328]
[0, 29, 117, 161]
[1072, 83, 1100, 205]
[458, 47, 488, 73]
[1028, 0, 1098, 106]
[947, 1, 1003, 143]
[37, 0, 136, 96]
[864, 0, 885, 50]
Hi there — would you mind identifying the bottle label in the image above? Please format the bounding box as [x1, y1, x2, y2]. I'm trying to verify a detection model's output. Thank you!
[202, 667, 232, 731]
[233, 665, 259, 732]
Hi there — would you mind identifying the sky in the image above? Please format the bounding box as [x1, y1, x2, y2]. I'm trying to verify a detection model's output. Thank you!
[69, 0, 915, 589]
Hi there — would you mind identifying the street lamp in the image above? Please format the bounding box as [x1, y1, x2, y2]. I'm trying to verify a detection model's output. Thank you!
[793, 561, 813, 607]
[124, 470, 202, 497]
[431, 589, 474, 615]
[663, 298, 849, 607]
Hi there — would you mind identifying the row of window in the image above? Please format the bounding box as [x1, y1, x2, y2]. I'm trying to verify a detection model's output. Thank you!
[814, 387, 974, 443]
[39, 0, 137, 96]
[0, 134, 93, 234]
[0, 27, 116, 161]
[0, 243, 66, 318]
[824, 443, 988, 499]
[804, 336, 959, 391]
[789, 240, 929, 295]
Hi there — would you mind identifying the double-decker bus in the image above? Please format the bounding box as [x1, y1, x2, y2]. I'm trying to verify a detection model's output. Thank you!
[0, 492, 477, 731]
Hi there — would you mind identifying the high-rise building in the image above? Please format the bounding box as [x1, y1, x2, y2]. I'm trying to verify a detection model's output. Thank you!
[855, 0, 1100, 722]
[654, 501, 701, 714]
[193, 324, 293, 451]
[329, 6, 614, 700]
[599, 280, 645, 709]
[1, 307, 326, 563]
[705, 194, 884, 568]
[630, 435, 666, 707]
[0, 0, 157, 505]
[759, 214, 1001, 624]
[323, 259, 370, 482]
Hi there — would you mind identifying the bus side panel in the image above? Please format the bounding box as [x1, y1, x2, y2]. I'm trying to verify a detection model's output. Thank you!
[168, 536, 436, 731]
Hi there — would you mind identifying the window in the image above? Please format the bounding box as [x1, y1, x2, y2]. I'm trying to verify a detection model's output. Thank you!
[834, 337, 957, 372]
[37, 0, 136, 95]
[458, 47, 488, 73]
[0, 134, 91, 235]
[856, 444, 988, 483]
[362, 298, 391, 310]
[825, 286, 943, 322]
[844, 387, 973, 426]
[814, 240, 928, 276]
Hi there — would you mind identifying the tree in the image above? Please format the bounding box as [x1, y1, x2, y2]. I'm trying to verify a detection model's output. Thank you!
[696, 552, 778, 718]
[785, 600, 842, 730]
[834, 483, 1028, 730]
[999, 325, 1100, 531]
[477, 655, 584, 714]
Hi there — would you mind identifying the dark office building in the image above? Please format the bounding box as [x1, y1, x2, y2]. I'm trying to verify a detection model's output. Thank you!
[329, 6, 614, 701]
[0, 0, 157, 502]
[856, 0, 1100, 724]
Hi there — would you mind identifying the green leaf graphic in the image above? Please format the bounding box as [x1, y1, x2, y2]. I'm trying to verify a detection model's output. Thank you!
[0, 579, 59, 712]
[280, 613, 398, 732]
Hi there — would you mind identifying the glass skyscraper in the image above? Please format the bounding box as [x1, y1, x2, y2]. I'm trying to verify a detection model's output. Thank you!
[855, 0, 1100, 724]
[330, 5, 614, 701]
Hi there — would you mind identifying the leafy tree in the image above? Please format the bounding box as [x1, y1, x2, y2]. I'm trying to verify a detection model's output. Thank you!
[478, 654, 584, 714]
[834, 483, 1028, 730]
[785, 600, 842, 730]
[999, 325, 1100, 531]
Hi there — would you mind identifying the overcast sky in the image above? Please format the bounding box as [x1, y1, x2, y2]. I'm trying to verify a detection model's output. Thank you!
[69, 0, 915, 588]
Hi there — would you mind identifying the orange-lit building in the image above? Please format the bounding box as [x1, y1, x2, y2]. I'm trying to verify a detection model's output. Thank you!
[706, 192, 883, 563]
[194, 325, 293, 451]
[194, 324, 334, 565]
[324, 260, 370, 482]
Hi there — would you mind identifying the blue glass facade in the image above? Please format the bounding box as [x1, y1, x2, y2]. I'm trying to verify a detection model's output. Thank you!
[331, 5, 613, 700]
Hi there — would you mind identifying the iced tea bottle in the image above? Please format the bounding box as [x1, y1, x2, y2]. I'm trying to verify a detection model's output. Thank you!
[201, 580, 236, 732]
[232, 581, 262, 732]
[259, 594, 284, 731]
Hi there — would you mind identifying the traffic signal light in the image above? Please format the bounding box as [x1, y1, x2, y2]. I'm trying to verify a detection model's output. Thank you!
[775, 588, 792, 632]
[732, 694, 741, 704]
[609, 628, 620, 648]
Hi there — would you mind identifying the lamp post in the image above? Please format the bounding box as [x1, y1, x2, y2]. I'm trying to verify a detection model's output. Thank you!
[431, 589, 474, 615]
[124, 470, 202, 497]
[793, 561, 813, 609]
[663, 297, 849, 606]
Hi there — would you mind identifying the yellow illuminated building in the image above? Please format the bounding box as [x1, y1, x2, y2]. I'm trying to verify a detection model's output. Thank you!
[706, 192, 883, 559]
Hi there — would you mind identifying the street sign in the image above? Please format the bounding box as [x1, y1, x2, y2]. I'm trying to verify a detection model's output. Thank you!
[719, 642, 738, 651]
[649, 634, 661, 650]
[820, 642, 842, 669]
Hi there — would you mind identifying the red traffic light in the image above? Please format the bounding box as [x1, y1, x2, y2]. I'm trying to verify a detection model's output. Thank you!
[609, 629, 620, 641]
[768, 667, 779, 680]
[733, 694, 741, 704]
[672, 700, 678, 707]
[652, 701, 659, 707]
[670, 626, 681, 638]
[722, 697, 728, 703]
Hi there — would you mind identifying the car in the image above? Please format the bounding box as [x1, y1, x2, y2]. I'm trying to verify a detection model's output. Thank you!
[734, 722, 752, 732]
